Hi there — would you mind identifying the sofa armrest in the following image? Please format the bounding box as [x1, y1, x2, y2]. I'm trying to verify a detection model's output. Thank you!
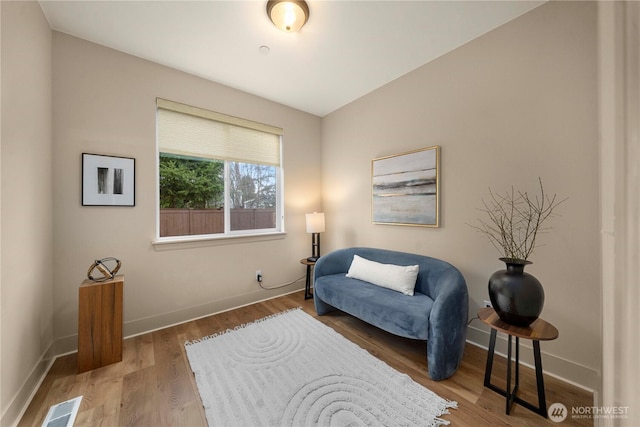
[314, 248, 354, 279]
[426, 269, 469, 380]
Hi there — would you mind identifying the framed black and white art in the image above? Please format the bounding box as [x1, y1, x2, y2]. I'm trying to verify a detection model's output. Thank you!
[82, 153, 135, 206]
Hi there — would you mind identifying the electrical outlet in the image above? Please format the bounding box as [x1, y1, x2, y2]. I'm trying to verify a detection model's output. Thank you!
[256, 270, 262, 282]
[483, 300, 492, 308]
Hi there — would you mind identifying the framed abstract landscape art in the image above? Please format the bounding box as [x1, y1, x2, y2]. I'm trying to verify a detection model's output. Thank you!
[371, 146, 440, 227]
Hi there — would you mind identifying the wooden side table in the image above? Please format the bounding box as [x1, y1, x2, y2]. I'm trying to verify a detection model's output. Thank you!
[78, 275, 124, 373]
[299, 258, 316, 300]
[478, 307, 558, 418]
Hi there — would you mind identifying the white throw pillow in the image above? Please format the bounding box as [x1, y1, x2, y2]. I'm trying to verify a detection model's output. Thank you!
[345, 254, 419, 296]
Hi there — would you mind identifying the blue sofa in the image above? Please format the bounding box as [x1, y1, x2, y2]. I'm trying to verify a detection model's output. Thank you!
[313, 247, 469, 380]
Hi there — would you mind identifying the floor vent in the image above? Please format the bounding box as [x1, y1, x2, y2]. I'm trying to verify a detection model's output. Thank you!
[41, 396, 82, 427]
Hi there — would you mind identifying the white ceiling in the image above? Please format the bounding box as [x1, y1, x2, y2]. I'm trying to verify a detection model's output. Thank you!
[39, 1, 544, 117]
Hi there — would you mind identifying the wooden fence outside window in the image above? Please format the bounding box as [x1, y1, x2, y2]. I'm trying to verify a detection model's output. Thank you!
[160, 208, 276, 237]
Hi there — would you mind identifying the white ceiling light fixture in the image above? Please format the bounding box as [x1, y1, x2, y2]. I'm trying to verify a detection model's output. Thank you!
[266, 0, 310, 33]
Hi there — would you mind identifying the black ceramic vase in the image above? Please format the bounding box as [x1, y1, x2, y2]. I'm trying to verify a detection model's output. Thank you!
[488, 258, 544, 327]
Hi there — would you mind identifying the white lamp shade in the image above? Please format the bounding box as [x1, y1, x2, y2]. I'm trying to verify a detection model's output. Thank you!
[306, 212, 325, 233]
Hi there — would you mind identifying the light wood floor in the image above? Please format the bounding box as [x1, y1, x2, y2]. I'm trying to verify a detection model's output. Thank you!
[19, 291, 593, 426]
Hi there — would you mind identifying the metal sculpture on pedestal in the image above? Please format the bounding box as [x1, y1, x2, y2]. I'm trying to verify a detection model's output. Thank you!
[87, 257, 121, 282]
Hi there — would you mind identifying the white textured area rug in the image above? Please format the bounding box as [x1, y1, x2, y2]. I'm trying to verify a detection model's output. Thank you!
[185, 308, 457, 427]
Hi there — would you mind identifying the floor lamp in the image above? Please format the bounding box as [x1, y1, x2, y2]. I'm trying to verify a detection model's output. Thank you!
[306, 212, 325, 262]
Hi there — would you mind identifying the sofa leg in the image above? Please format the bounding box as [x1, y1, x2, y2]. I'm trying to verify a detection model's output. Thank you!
[313, 295, 336, 316]
[426, 340, 461, 381]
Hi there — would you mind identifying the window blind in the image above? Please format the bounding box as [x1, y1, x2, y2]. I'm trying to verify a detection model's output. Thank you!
[157, 98, 282, 167]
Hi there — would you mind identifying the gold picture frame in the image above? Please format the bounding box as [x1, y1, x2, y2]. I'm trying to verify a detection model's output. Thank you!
[371, 146, 440, 227]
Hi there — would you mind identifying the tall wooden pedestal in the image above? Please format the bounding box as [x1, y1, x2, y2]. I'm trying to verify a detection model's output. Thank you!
[78, 275, 124, 373]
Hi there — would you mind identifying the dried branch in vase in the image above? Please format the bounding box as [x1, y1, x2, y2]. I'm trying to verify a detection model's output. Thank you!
[470, 178, 567, 262]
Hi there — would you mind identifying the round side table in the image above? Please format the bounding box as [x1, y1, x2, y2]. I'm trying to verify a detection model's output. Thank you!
[478, 307, 558, 418]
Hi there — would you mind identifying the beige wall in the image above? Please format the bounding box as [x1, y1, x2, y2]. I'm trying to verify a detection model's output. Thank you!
[322, 1, 599, 390]
[1, 1, 54, 424]
[51, 33, 322, 352]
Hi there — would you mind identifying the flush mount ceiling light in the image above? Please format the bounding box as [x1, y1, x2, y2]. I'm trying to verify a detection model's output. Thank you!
[266, 0, 310, 33]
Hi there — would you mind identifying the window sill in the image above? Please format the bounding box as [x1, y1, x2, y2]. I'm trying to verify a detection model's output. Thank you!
[152, 231, 286, 251]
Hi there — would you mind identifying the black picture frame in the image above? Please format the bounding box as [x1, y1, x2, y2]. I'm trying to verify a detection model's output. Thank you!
[82, 153, 135, 206]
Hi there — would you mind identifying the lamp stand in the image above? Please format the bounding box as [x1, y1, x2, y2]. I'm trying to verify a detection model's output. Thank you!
[308, 232, 320, 262]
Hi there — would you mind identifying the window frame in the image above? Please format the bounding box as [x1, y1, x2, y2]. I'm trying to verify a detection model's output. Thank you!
[155, 99, 285, 243]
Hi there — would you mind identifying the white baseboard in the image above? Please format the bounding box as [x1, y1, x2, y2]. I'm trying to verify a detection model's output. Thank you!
[2, 343, 56, 427]
[55, 285, 304, 355]
[57, 292, 599, 393]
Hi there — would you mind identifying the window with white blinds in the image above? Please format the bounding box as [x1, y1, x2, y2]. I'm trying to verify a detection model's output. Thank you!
[156, 98, 284, 239]
[157, 98, 282, 166]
